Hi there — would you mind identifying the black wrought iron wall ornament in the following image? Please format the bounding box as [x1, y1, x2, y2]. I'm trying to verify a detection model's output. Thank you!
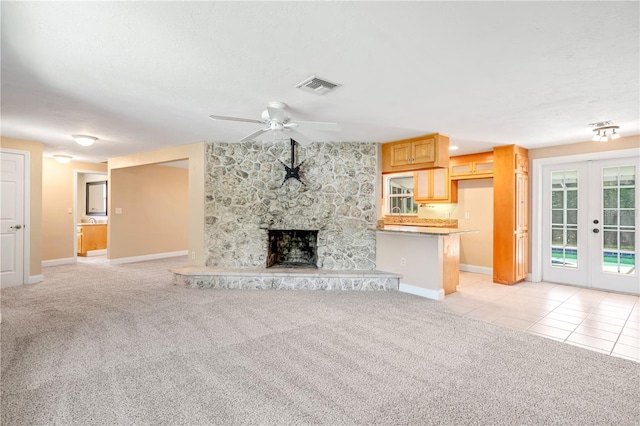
[279, 138, 305, 186]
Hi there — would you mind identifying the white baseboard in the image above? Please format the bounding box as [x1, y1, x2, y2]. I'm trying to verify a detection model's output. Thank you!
[109, 250, 188, 265]
[28, 275, 43, 284]
[399, 283, 445, 301]
[86, 249, 107, 257]
[459, 264, 492, 276]
[42, 258, 75, 267]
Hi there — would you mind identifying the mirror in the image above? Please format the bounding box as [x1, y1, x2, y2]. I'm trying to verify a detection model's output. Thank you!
[86, 181, 108, 216]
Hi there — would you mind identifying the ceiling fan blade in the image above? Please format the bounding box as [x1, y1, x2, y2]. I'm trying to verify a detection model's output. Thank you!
[289, 121, 341, 132]
[266, 106, 286, 123]
[240, 127, 270, 142]
[209, 114, 263, 124]
[285, 128, 314, 146]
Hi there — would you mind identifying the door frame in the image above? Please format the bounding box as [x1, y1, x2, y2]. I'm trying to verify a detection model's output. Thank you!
[0, 148, 31, 285]
[73, 169, 108, 260]
[531, 147, 640, 283]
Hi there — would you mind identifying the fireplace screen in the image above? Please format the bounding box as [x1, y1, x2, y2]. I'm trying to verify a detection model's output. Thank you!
[267, 230, 318, 268]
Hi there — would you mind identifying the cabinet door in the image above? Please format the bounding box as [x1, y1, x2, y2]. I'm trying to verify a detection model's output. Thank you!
[431, 168, 448, 199]
[474, 160, 494, 176]
[515, 232, 528, 281]
[516, 172, 528, 231]
[450, 162, 474, 177]
[414, 170, 431, 201]
[412, 138, 436, 165]
[390, 143, 412, 167]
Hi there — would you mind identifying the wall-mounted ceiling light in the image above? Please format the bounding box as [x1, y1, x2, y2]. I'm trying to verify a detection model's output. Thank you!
[449, 145, 459, 151]
[72, 134, 98, 146]
[589, 121, 621, 143]
[53, 155, 72, 164]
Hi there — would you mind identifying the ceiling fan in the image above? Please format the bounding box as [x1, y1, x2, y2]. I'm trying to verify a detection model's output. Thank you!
[209, 101, 340, 145]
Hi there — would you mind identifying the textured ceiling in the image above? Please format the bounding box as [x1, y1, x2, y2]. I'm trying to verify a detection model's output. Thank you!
[1, 1, 638, 163]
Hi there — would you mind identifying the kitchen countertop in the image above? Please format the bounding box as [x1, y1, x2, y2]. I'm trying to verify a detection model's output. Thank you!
[376, 225, 478, 236]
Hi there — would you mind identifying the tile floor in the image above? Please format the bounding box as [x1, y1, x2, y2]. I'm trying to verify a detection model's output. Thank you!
[444, 272, 640, 363]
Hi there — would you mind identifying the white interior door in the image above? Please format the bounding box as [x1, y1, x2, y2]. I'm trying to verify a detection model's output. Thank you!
[542, 156, 639, 294]
[1, 151, 26, 287]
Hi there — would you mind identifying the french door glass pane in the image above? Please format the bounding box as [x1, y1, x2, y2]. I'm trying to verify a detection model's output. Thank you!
[601, 166, 636, 275]
[550, 170, 578, 268]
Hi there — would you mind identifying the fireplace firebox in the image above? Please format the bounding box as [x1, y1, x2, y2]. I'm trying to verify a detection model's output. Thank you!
[267, 230, 318, 268]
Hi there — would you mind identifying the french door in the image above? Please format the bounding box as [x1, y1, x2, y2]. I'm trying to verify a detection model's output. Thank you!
[542, 157, 639, 294]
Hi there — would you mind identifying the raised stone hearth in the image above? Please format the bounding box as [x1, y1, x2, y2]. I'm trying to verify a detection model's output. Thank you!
[171, 267, 400, 291]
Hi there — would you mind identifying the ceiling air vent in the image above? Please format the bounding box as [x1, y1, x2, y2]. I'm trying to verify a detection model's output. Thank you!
[295, 75, 341, 95]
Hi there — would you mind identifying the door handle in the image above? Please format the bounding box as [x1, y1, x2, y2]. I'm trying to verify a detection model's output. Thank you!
[592, 228, 600, 234]
[10, 224, 23, 230]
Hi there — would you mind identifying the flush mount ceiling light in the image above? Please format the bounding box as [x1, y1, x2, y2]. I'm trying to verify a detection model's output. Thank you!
[590, 121, 621, 142]
[53, 155, 72, 164]
[72, 134, 98, 146]
[449, 145, 459, 151]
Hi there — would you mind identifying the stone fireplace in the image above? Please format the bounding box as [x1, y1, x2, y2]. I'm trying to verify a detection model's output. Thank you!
[202, 141, 378, 270]
[170, 140, 399, 291]
[267, 230, 318, 268]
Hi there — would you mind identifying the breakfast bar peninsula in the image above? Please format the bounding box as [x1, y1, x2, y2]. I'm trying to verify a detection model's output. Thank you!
[376, 224, 478, 300]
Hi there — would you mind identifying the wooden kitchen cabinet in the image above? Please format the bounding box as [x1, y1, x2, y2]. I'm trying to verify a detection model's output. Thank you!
[414, 168, 458, 203]
[77, 224, 107, 256]
[382, 133, 449, 173]
[449, 151, 494, 180]
[493, 145, 529, 285]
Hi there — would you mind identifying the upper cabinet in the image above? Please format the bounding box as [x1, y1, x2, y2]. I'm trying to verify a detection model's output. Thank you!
[449, 151, 494, 180]
[414, 168, 458, 203]
[382, 133, 449, 173]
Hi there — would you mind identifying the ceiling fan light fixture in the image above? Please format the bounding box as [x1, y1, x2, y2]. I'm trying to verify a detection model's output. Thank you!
[73, 134, 98, 147]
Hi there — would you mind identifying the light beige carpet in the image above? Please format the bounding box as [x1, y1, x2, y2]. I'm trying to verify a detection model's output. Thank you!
[1, 256, 639, 425]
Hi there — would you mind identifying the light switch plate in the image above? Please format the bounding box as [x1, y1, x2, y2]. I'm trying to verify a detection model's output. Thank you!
[115, 208, 123, 214]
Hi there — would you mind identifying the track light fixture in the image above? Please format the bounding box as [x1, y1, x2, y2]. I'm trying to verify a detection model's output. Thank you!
[589, 121, 621, 143]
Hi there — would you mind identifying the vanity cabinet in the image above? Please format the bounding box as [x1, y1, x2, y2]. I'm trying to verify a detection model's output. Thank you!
[414, 168, 458, 203]
[382, 133, 449, 173]
[449, 151, 494, 180]
[77, 224, 107, 256]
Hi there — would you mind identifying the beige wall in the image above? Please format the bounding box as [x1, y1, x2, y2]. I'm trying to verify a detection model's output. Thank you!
[0, 137, 43, 277]
[529, 135, 639, 160]
[109, 164, 188, 258]
[42, 159, 107, 261]
[108, 142, 205, 264]
[416, 180, 494, 270]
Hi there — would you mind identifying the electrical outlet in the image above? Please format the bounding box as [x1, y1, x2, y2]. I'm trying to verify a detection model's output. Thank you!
[465, 212, 470, 220]
[115, 208, 123, 214]
[191, 251, 196, 260]
[445, 212, 450, 219]
[400, 258, 406, 267]
[67, 208, 72, 214]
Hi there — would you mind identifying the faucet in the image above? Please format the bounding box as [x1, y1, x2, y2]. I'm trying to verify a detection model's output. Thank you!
[390, 206, 403, 224]
[89, 217, 96, 224]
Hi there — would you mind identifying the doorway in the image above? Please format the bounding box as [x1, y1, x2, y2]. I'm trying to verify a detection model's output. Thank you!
[541, 156, 638, 294]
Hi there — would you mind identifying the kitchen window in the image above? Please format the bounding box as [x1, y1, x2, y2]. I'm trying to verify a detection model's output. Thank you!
[385, 172, 418, 215]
